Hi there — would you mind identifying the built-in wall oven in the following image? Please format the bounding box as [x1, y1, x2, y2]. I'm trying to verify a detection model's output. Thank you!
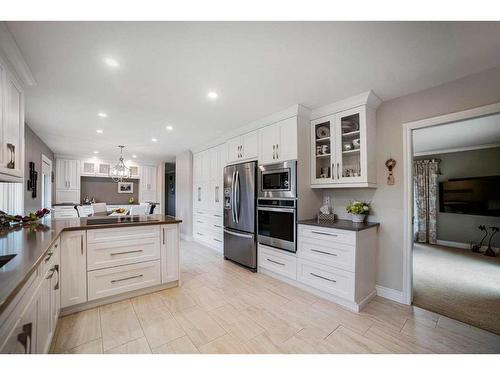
[258, 160, 296, 199]
[257, 198, 296, 252]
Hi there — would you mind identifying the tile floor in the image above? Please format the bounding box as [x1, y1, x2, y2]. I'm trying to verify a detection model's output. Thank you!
[51, 240, 500, 354]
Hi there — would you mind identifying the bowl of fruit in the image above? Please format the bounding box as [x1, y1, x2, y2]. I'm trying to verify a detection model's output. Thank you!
[113, 207, 126, 214]
[0, 208, 51, 228]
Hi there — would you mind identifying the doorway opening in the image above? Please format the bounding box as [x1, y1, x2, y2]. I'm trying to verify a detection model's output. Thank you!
[403, 104, 500, 335]
[165, 162, 176, 216]
[41, 154, 52, 209]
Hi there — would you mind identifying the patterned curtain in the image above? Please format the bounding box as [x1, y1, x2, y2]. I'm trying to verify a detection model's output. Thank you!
[413, 159, 440, 244]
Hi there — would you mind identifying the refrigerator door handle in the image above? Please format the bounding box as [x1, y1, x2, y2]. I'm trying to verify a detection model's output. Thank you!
[224, 228, 253, 239]
[231, 169, 236, 223]
[235, 170, 240, 223]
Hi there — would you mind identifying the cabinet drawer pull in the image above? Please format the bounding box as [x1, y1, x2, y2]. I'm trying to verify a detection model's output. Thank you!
[110, 249, 143, 256]
[111, 274, 143, 283]
[162, 228, 166, 245]
[311, 249, 337, 256]
[310, 272, 336, 283]
[81, 234, 84, 255]
[46, 267, 56, 279]
[213, 238, 222, 243]
[196, 220, 204, 223]
[44, 251, 54, 262]
[266, 258, 285, 266]
[213, 224, 222, 228]
[311, 231, 338, 237]
[197, 232, 204, 236]
[213, 214, 222, 218]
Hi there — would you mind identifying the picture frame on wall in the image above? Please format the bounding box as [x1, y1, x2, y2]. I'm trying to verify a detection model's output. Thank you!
[117, 181, 133, 193]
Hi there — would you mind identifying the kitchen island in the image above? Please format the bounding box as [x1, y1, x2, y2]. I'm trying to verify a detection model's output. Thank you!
[0, 215, 181, 354]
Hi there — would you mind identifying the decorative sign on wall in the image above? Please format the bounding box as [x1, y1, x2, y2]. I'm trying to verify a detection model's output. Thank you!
[385, 158, 396, 185]
[117, 181, 133, 193]
[27, 161, 38, 198]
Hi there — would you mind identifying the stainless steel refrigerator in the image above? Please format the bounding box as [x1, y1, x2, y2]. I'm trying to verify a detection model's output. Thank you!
[223, 161, 257, 270]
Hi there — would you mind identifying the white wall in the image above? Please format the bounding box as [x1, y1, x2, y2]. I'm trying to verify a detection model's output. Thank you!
[324, 64, 500, 292]
[175, 150, 193, 239]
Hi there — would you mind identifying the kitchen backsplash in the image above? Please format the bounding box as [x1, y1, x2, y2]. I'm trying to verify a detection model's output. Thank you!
[80, 176, 139, 204]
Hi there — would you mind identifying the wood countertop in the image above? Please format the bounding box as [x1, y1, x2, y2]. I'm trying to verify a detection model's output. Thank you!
[0, 215, 181, 315]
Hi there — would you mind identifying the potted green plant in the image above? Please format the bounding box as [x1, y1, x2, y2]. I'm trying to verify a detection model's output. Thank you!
[346, 201, 370, 223]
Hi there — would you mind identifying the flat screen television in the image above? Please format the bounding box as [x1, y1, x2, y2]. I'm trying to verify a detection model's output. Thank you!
[439, 175, 500, 217]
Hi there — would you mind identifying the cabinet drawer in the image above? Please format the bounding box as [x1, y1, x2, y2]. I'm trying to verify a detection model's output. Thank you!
[193, 215, 209, 230]
[297, 259, 354, 301]
[297, 237, 355, 272]
[87, 237, 160, 271]
[87, 226, 159, 244]
[298, 225, 355, 245]
[258, 245, 297, 280]
[87, 260, 161, 301]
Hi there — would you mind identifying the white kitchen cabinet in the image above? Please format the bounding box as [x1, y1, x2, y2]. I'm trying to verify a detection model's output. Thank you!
[310, 92, 379, 188]
[129, 165, 139, 179]
[226, 130, 258, 164]
[96, 162, 111, 177]
[192, 144, 225, 252]
[139, 165, 157, 203]
[0, 56, 25, 182]
[258, 116, 297, 165]
[160, 224, 180, 283]
[60, 230, 87, 308]
[56, 159, 80, 190]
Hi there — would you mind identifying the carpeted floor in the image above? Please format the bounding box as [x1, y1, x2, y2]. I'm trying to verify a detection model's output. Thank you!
[413, 243, 500, 335]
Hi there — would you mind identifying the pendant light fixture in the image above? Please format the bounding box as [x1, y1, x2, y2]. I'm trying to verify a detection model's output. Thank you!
[109, 145, 131, 182]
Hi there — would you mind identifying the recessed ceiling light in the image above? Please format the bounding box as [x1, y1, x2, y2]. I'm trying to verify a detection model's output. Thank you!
[97, 112, 107, 118]
[96, 129, 103, 134]
[166, 125, 174, 131]
[104, 57, 119, 68]
[151, 138, 158, 142]
[207, 91, 218, 100]
[132, 155, 137, 158]
[93, 151, 99, 154]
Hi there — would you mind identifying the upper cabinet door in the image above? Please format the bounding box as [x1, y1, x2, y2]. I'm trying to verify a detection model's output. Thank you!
[67, 159, 80, 190]
[276, 117, 297, 162]
[335, 106, 366, 184]
[209, 147, 221, 181]
[56, 159, 67, 189]
[258, 124, 279, 165]
[241, 130, 258, 160]
[226, 136, 241, 164]
[311, 115, 336, 185]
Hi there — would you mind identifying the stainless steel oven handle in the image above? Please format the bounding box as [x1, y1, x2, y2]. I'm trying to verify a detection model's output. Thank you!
[257, 206, 296, 213]
[224, 229, 253, 239]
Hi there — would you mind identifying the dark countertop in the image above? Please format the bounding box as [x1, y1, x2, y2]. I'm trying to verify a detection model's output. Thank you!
[298, 218, 380, 231]
[0, 214, 181, 315]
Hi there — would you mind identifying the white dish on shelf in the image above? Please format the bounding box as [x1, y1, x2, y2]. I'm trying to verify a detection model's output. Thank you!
[316, 126, 330, 139]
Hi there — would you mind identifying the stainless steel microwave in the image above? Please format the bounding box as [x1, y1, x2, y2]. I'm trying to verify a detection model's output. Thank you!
[258, 160, 297, 199]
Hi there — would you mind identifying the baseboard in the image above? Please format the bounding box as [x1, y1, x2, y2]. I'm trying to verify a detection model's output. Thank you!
[376, 285, 405, 304]
[435, 240, 498, 253]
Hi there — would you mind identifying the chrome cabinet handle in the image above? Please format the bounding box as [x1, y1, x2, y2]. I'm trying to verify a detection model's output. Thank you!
[337, 163, 340, 179]
[266, 258, 285, 266]
[311, 231, 338, 237]
[311, 249, 338, 256]
[276, 144, 279, 159]
[46, 266, 55, 279]
[17, 322, 33, 354]
[310, 272, 336, 283]
[162, 228, 166, 245]
[197, 232, 204, 236]
[111, 274, 143, 283]
[213, 224, 222, 228]
[272, 144, 276, 160]
[110, 249, 143, 256]
[198, 187, 201, 202]
[54, 265, 60, 290]
[80, 234, 84, 255]
[213, 238, 222, 243]
[45, 250, 54, 263]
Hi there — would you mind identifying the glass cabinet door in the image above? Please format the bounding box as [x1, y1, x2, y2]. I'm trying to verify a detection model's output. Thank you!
[336, 107, 365, 182]
[311, 116, 335, 184]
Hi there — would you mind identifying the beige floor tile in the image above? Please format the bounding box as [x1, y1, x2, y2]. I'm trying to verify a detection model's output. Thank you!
[246, 332, 285, 354]
[152, 336, 200, 354]
[244, 305, 300, 345]
[324, 326, 391, 353]
[105, 337, 152, 354]
[158, 286, 197, 313]
[359, 299, 409, 331]
[173, 307, 227, 347]
[208, 304, 265, 341]
[437, 315, 500, 348]
[131, 292, 172, 316]
[197, 334, 251, 354]
[100, 300, 144, 351]
[53, 308, 101, 352]
[186, 285, 229, 311]
[364, 323, 433, 354]
[65, 339, 103, 354]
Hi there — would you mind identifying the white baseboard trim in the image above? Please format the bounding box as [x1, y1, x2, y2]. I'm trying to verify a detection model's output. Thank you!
[436, 240, 470, 249]
[376, 285, 405, 304]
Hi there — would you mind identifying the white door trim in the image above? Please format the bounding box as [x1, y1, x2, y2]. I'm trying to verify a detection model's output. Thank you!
[402, 101, 500, 305]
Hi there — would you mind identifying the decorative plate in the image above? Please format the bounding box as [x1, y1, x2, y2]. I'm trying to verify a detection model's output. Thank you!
[316, 126, 330, 139]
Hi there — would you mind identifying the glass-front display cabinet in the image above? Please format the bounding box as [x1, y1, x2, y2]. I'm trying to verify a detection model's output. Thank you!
[310, 97, 378, 188]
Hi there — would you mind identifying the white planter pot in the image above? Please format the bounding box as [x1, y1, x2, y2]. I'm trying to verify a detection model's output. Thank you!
[351, 214, 366, 223]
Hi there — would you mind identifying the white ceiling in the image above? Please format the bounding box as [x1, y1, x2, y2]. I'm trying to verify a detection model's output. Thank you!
[413, 112, 500, 155]
[7, 21, 500, 162]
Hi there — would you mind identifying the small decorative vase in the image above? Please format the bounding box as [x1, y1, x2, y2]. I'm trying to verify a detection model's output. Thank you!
[351, 214, 366, 223]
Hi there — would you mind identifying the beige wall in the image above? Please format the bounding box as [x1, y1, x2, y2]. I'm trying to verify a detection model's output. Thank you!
[175, 150, 193, 238]
[324, 65, 500, 291]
